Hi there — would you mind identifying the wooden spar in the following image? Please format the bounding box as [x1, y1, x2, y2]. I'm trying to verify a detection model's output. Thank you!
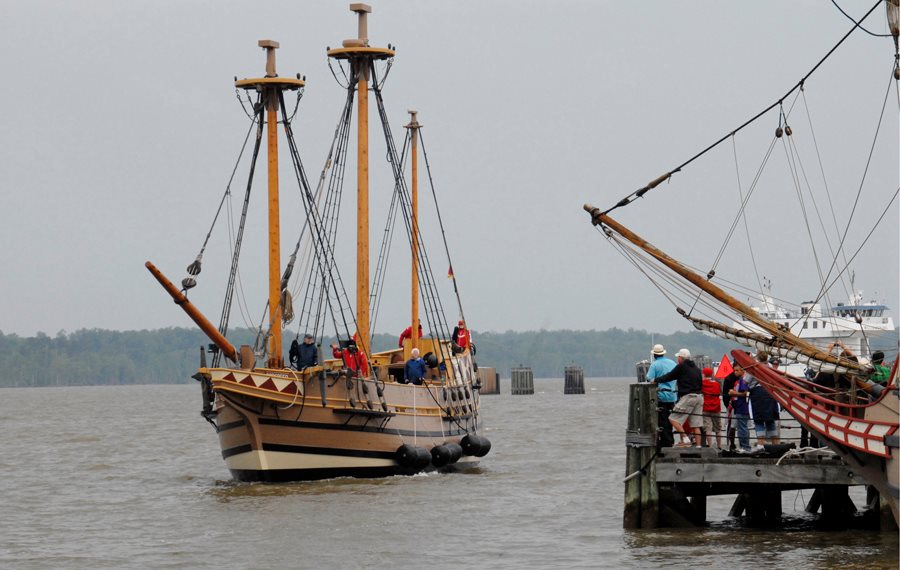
[684, 311, 863, 374]
[355, 4, 371, 357]
[406, 110, 421, 351]
[326, 4, 394, 356]
[145, 261, 238, 362]
[261, 40, 284, 369]
[583, 204, 863, 372]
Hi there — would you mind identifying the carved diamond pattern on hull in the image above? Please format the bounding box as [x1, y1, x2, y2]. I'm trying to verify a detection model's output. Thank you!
[211, 369, 304, 397]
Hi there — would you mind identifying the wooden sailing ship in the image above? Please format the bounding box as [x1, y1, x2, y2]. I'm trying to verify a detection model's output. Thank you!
[147, 4, 489, 482]
[585, 0, 900, 523]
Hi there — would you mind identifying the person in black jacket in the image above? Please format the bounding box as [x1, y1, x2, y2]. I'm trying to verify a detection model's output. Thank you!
[721, 362, 745, 451]
[654, 348, 703, 447]
[290, 333, 318, 370]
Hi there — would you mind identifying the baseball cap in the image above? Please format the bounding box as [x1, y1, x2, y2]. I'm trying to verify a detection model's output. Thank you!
[676, 348, 691, 359]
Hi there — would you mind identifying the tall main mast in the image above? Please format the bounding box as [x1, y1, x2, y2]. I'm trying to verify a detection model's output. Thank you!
[328, 3, 395, 355]
[235, 41, 304, 369]
[406, 110, 421, 350]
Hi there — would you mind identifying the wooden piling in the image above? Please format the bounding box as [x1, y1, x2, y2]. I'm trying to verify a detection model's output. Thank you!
[564, 365, 585, 394]
[511, 366, 534, 395]
[624, 383, 658, 529]
[476, 366, 499, 394]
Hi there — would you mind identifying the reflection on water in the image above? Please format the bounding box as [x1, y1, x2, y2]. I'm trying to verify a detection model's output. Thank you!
[1, 380, 896, 570]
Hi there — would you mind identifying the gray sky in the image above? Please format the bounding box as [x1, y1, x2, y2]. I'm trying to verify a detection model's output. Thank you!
[1, 0, 897, 338]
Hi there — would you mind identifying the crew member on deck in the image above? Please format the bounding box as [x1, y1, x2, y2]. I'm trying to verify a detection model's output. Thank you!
[296, 333, 318, 369]
[452, 320, 470, 351]
[331, 340, 369, 377]
[404, 348, 427, 385]
[398, 320, 423, 347]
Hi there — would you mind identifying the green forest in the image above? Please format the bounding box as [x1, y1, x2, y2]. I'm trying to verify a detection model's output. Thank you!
[0, 327, 896, 388]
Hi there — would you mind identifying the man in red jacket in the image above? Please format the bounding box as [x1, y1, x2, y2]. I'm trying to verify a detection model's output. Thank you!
[398, 320, 423, 348]
[331, 340, 369, 377]
[452, 320, 470, 351]
[701, 367, 723, 448]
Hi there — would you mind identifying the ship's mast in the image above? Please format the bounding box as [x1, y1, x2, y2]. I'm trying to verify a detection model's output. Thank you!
[235, 41, 304, 369]
[328, 3, 395, 356]
[406, 110, 421, 351]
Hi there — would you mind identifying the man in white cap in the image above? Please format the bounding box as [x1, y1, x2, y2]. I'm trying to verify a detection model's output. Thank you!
[653, 348, 703, 447]
[646, 344, 677, 448]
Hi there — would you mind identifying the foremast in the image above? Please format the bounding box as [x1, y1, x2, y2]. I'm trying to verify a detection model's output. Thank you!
[235, 41, 305, 369]
[583, 204, 871, 376]
[327, 3, 395, 356]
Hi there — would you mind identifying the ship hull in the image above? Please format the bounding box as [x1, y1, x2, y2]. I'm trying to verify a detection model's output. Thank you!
[206, 357, 485, 482]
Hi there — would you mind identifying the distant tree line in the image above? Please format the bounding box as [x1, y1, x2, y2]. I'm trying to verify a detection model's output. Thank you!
[0, 327, 896, 387]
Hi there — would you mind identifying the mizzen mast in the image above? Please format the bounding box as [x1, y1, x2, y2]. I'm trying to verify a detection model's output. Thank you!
[406, 110, 421, 351]
[235, 41, 304, 369]
[328, 4, 395, 355]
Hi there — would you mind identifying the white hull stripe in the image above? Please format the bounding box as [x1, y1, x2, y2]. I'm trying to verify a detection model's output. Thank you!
[225, 449, 478, 471]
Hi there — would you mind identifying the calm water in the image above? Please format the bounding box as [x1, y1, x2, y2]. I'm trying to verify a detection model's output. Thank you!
[1, 379, 896, 569]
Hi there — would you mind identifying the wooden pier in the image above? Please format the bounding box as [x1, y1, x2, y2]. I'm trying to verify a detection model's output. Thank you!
[511, 366, 534, 395]
[623, 383, 895, 530]
[564, 365, 585, 394]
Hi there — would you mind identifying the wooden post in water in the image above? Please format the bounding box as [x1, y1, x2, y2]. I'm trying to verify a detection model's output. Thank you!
[624, 383, 658, 529]
[511, 366, 534, 395]
[476, 366, 500, 394]
[564, 365, 585, 394]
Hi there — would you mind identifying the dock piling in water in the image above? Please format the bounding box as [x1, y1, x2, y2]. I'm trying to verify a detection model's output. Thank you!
[477, 367, 500, 394]
[511, 366, 534, 395]
[564, 365, 585, 394]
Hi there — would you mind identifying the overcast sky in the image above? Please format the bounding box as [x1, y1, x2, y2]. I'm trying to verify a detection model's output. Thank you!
[1, 0, 897, 338]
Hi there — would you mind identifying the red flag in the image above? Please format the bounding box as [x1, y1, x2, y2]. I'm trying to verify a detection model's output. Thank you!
[715, 354, 733, 379]
[447, 265, 454, 279]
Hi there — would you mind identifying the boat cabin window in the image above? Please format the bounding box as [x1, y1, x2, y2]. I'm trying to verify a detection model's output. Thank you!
[802, 322, 808, 329]
[813, 321, 817, 329]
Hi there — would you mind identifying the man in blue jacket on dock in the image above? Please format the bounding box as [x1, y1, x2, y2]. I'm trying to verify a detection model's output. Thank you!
[647, 344, 677, 448]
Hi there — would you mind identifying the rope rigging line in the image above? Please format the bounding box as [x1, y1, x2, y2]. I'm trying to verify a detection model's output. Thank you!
[779, 130, 833, 311]
[800, 88, 854, 300]
[831, 0, 894, 37]
[370, 62, 454, 372]
[277, 91, 359, 354]
[805, 65, 898, 316]
[293, 85, 356, 344]
[308, 87, 356, 346]
[370, 131, 410, 333]
[783, 113, 850, 309]
[602, 0, 885, 216]
[186, 116, 258, 281]
[213, 98, 265, 367]
[730, 135, 767, 302]
[419, 131, 470, 325]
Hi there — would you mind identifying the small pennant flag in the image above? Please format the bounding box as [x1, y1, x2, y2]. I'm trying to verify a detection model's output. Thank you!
[715, 354, 733, 379]
[447, 265, 454, 279]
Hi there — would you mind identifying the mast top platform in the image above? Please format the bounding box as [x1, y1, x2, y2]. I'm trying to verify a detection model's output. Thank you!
[404, 110, 422, 129]
[327, 3, 394, 61]
[236, 39, 305, 91]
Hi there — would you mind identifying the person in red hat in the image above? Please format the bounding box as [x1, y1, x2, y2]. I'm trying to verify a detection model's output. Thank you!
[701, 366, 722, 448]
[452, 320, 470, 351]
